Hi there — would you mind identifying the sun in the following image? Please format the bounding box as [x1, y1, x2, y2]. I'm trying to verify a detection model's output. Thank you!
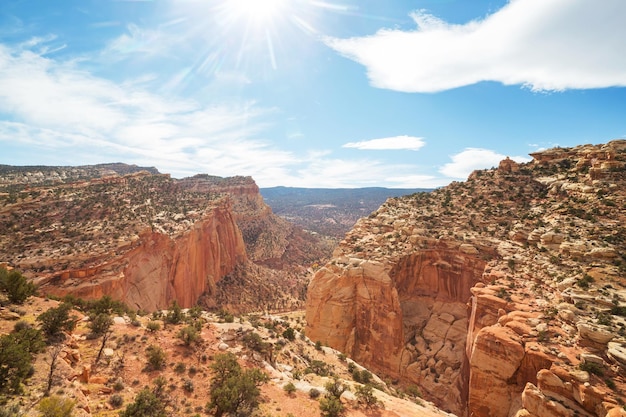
[225, 0, 289, 25]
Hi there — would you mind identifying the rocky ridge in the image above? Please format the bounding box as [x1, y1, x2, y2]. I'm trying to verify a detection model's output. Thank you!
[306, 140, 626, 417]
[0, 167, 329, 312]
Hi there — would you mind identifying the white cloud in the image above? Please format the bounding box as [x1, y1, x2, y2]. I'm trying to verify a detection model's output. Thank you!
[0, 42, 441, 188]
[343, 135, 425, 151]
[439, 148, 531, 179]
[325, 0, 626, 92]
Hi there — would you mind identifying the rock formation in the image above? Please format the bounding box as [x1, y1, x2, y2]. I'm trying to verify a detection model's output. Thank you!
[0, 166, 328, 312]
[306, 140, 626, 416]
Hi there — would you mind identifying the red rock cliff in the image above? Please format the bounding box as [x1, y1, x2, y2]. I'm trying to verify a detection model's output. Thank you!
[41, 201, 247, 311]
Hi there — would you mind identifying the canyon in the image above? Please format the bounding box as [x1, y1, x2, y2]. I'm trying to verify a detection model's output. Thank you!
[306, 140, 626, 417]
[1, 141, 626, 416]
[0, 166, 329, 312]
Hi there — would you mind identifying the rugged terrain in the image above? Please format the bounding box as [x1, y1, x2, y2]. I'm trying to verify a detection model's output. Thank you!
[306, 140, 626, 417]
[261, 187, 429, 239]
[0, 295, 447, 417]
[0, 165, 330, 312]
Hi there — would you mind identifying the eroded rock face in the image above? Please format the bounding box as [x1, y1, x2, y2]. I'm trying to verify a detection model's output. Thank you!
[1, 169, 326, 313]
[306, 248, 485, 416]
[306, 140, 626, 416]
[42, 201, 246, 311]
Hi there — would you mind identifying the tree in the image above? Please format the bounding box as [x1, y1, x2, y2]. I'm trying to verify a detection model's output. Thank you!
[0, 322, 44, 396]
[145, 345, 166, 371]
[165, 300, 184, 324]
[45, 345, 63, 396]
[282, 327, 296, 341]
[177, 325, 200, 347]
[89, 313, 113, 366]
[0, 268, 36, 304]
[283, 382, 296, 396]
[319, 377, 347, 417]
[37, 303, 77, 343]
[119, 388, 166, 417]
[208, 352, 268, 417]
[355, 384, 379, 409]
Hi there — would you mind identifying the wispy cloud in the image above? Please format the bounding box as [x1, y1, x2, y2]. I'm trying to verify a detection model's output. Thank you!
[325, 0, 626, 92]
[343, 135, 425, 151]
[439, 148, 531, 179]
[0, 41, 441, 188]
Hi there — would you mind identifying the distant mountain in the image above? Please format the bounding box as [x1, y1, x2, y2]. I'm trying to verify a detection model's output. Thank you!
[261, 186, 432, 238]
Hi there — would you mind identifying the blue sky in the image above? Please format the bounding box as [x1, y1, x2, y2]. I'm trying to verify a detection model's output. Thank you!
[1, 0, 625, 188]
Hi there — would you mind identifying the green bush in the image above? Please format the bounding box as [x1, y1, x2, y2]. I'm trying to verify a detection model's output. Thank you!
[177, 325, 200, 347]
[145, 345, 167, 371]
[309, 388, 321, 399]
[319, 396, 344, 417]
[165, 300, 184, 324]
[0, 268, 36, 304]
[37, 396, 75, 417]
[207, 353, 268, 417]
[283, 382, 296, 396]
[146, 321, 161, 332]
[355, 384, 379, 409]
[119, 388, 166, 417]
[0, 322, 44, 395]
[109, 394, 124, 408]
[242, 332, 268, 353]
[579, 361, 604, 376]
[88, 313, 113, 337]
[282, 327, 296, 341]
[37, 303, 77, 343]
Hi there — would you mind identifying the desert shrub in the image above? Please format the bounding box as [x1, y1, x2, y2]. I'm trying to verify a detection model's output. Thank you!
[324, 377, 347, 399]
[165, 300, 184, 324]
[145, 345, 167, 371]
[319, 396, 344, 417]
[0, 268, 36, 304]
[309, 388, 321, 399]
[113, 379, 124, 391]
[0, 404, 21, 417]
[119, 388, 166, 417]
[283, 382, 296, 396]
[282, 327, 296, 341]
[207, 353, 268, 417]
[37, 396, 75, 417]
[37, 303, 77, 343]
[0, 322, 44, 395]
[352, 369, 372, 384]
[577, 274, 595, 289]
[0, 334, 35, 395]
[306, 360, 330, 376]
[146, 321, 161, 332]
[109, 394, 124, 408]
[579, 361, 604, 376]
[177, 325, 200, 347]
[182, 379, 194, 393]
[355, 384, 379, 409]
[88, 313, 113, 337]
[84, 295, 128, 316]
[242, 331, 268, 353]
[174, 362, 186, 374]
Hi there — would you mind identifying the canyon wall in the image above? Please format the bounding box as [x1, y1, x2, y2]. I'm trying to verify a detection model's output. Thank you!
[41, 201, 247, 311]
[306, 140, 626, 417]
[0, 169, 326, 313]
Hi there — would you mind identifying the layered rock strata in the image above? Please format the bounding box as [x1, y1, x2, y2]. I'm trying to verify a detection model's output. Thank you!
[306, 140, 626, 416]
[0, 168, 326, 312]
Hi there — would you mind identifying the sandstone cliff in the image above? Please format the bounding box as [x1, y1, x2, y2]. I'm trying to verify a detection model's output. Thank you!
[0, 168, 326, 312]
[40, 200, 246, 311]
[306, 140, 626, 416]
